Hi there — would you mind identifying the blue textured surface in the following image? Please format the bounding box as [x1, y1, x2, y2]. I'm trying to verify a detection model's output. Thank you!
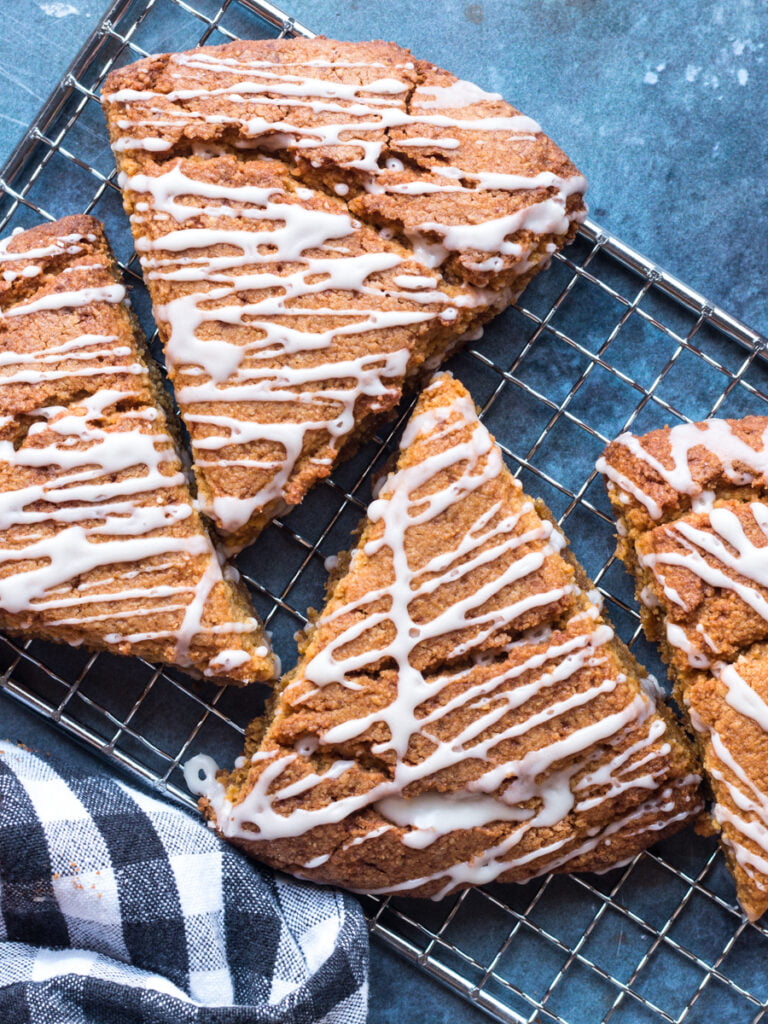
[289, 0, 768, 334]
[0, 4, 766, 1024]
[0, 0, 766, 333]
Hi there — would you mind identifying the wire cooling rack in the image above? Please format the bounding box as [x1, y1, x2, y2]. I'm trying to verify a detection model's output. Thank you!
[2, 2, 768, 1022]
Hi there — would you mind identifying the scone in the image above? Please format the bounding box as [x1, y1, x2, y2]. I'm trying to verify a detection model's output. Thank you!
[187, 373, 701, 897]
[102, 37, 587, 550]
[0, 216, 275, 684]
[598, 417, 768, 919]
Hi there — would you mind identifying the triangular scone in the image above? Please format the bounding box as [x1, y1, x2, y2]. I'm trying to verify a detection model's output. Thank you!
[107, 155, 503, 549]
[0, 216, 274, 684]
[599, 419, 768, 920]
[188, 374, 701, 897]
[102, 37, 586, 549]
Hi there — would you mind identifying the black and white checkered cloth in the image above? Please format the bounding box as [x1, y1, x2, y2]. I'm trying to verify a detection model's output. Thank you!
[0, 743, 368, 1023]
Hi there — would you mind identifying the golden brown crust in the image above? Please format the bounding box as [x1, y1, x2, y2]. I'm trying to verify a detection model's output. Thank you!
[0, 216, 275, 684]
[636, 503, 768, 669]
[599, 417, 768, 920]
[686, 648, 768, 920]
[199, 374, 700, 897]
[600, 417, 768, 534]
[103, 37, 417, 162]
[102, 38, 586, 548]
[349, 56, 583, 290]
[116, 153, 493, 551]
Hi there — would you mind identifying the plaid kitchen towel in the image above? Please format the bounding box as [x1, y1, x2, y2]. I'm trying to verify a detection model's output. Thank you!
[0, 743, 368, 1023]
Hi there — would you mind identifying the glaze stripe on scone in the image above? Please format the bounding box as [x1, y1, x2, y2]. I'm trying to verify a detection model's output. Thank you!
[598, 418, 768, 919]
[101, 37, 586, 549]
[109, 155, 502, 548]
[0, 216, 275, 684]
[186, 373, 700, 898]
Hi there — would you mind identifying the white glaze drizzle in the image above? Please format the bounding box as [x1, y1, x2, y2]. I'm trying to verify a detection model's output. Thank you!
[718, 660, 768, 730]
[0, 230, 95, 266]
[187, 375, 697, 893]
[687, 660, 768, 895]
[599, 418, 768, 909]
[106, 46, 586, 537]
[119, 160, 507, 536]
[105, 52, 542, 170]
[599, 419, 768, 664]
[413, 79, 503, 109]
[640, 503, 768, 668]
[0, 227, 263, 676]
[358, 776, 698, 897]
[597, 419, 768, 521]
[105, 50, 584, 257]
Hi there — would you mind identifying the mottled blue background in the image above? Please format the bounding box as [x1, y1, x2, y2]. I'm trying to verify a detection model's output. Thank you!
[1, 0, 765, 332]
[0, 2, 766, 1022]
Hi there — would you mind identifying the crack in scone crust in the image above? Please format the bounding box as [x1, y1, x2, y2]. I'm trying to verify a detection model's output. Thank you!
[186, 373, 701, 898]
[0, 215, 275, 683]
[102, 37, 587, 550]
[599, 418, 768, 920]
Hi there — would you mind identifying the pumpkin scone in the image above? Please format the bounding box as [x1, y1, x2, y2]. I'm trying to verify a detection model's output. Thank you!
[102, 37, 587, 550]
[187, 373, 701, 897]
[0, 216, 275, 684]
[598, 417, 768, 919]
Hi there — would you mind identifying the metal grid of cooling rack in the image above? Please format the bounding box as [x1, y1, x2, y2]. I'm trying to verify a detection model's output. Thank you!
[2, 2, 768, 1022]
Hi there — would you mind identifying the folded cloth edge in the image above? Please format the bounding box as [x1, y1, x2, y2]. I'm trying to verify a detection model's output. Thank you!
[0, 742, 369, 1024]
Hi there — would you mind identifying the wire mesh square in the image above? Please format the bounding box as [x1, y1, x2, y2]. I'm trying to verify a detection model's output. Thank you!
[1, 2, 767, 1022]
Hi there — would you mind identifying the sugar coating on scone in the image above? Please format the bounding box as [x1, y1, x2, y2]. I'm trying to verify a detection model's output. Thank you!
[102, 37, 586, 549]
[0, 215, 275, 684]
[598, 418, 768, 919]
[186, 373, 700, 898]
